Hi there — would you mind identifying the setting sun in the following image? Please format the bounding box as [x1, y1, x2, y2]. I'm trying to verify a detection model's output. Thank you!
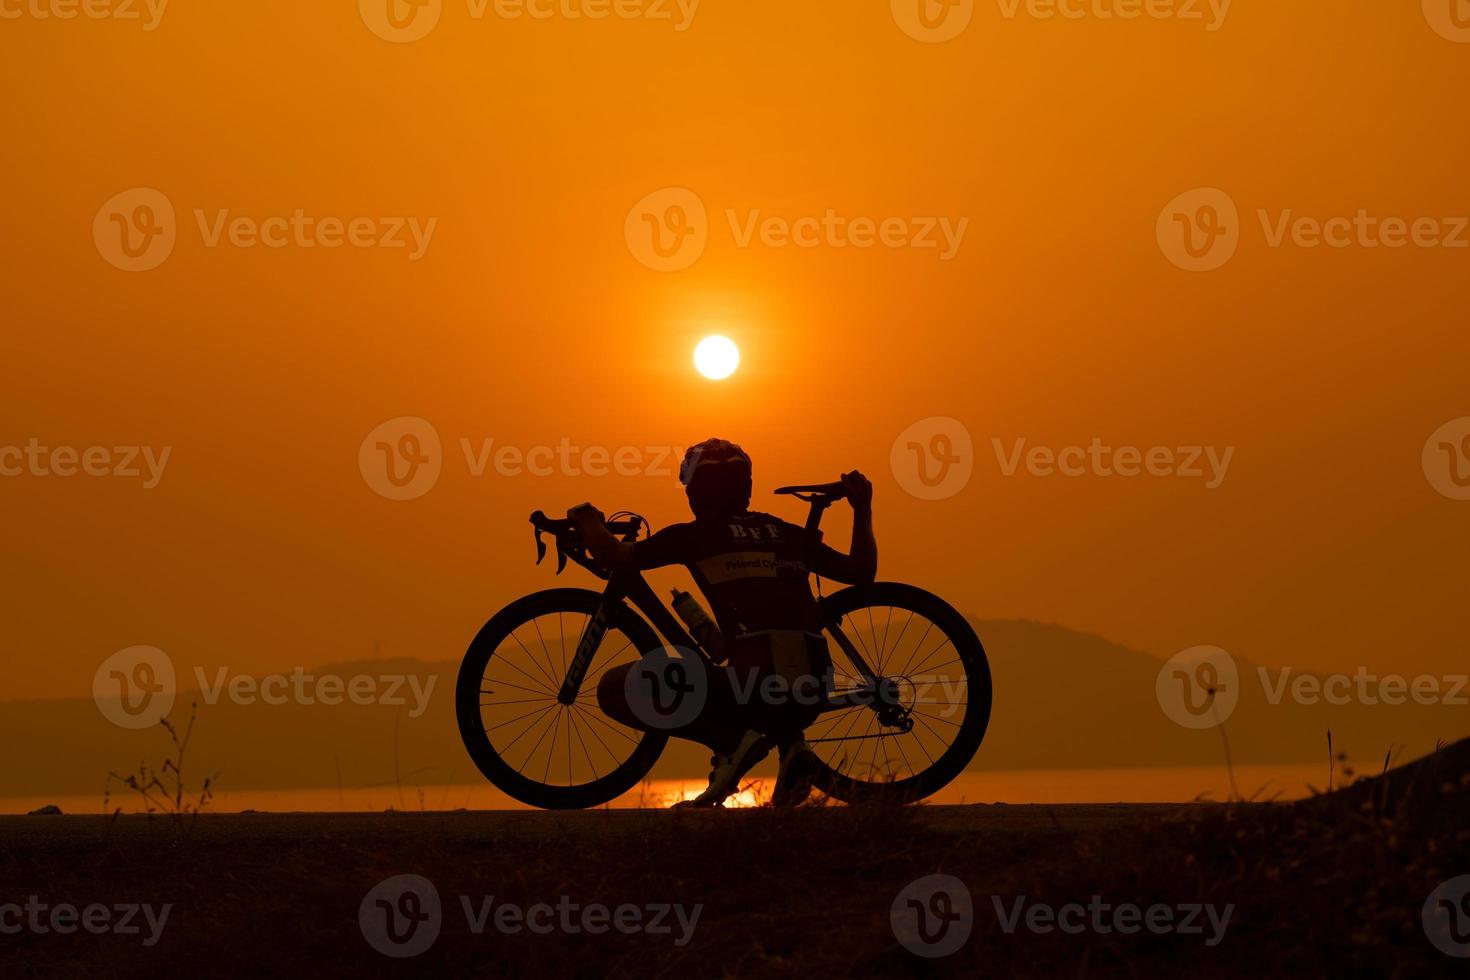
[693, 335, 740, 380]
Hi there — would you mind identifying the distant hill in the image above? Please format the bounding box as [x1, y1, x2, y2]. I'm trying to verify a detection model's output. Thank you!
[2, 621, 1464, 797]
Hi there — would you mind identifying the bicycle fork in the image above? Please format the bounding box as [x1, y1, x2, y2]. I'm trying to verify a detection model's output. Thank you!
[556, 593, 616, 705]
[555, 574, 706, 705]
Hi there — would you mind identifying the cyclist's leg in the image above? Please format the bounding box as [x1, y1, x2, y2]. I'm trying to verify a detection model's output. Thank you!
[596, 658, 749, 754]
[745, 633, 833, 749]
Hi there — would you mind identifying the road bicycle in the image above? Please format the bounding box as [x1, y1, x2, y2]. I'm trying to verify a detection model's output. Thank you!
[455, 481, 992, 809]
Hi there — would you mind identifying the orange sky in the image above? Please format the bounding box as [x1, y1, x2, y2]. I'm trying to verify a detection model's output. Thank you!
[3, 0, 1468, 704]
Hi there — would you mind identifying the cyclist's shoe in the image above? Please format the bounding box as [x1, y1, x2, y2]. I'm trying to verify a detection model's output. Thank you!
[671, 730, 770, 809]
[771, 738, 821, 807]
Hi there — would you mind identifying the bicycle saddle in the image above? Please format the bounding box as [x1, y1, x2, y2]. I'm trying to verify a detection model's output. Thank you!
[773, 482, 848, 500]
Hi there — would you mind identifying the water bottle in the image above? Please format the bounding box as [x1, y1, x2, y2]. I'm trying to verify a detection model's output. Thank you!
[671, 589, 725, 663]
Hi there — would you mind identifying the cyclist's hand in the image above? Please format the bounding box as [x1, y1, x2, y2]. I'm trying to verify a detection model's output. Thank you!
[567, 502, 604, 529]
[841, 471, 873, 512]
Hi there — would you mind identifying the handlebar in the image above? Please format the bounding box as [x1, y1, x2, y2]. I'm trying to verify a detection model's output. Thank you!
[529, 510, 645, 579]
[529, 511, 643, 538]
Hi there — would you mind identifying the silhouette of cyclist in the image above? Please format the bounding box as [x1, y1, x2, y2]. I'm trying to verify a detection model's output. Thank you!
[568, 438, 876, 807]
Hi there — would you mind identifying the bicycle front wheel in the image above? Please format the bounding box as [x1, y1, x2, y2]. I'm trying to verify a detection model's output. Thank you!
[456, 588, 667, 809]
[810, 582, 992, 805]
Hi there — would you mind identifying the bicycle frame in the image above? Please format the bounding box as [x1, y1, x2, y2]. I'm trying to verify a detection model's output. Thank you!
[537, 495, 897, 721]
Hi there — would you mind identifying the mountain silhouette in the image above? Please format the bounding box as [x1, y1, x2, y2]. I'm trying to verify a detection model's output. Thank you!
[4, 622, 1464, 799]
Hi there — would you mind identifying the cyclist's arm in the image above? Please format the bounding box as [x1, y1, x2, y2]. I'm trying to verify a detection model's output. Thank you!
[567, 506, 688, 573]
[567, 504, 637, 571]
[809, 470, 877, 584]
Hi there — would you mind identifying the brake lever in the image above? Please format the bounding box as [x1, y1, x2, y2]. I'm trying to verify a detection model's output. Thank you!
[533, 526, 548, 565]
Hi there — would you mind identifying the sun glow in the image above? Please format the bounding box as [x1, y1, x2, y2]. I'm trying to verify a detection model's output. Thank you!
[693, 335, 740, 380]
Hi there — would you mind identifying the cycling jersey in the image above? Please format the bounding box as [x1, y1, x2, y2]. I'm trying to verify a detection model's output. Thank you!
[633, 511, 840, 637]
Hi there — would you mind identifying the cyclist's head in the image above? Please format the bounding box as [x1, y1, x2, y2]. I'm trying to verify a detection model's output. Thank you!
[680, 438, 752, 519]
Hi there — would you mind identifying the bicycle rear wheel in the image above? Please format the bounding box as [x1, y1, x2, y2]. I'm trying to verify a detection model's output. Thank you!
[810, 582, 992, 804]
[456, 588, 667, 809]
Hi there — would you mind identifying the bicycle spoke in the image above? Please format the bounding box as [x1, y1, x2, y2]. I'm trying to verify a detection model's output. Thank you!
[878, 605, 895, 671]
[885, 610, 918, 676]
[543, 708, 558, 787]
[517, 708, 561, 775]
[910, 706, 963, 727]
[557, 612, 568, 679]
[480, 694, 560, 708]
[583, 637, 635, 687]
[486, 703, 560, 734]
[865, 606, 880, 671]
[503, 631, 560, 693]
[529, 618, 565, 692]
[480, 676, 558, 699]
[905, 637, 956, 678]
[501, 704, 559, 765]
[568, 708, 603, 782]
[569, 704, 619, 770]
[571, 702, 641, 746]
[890, 729, 917, 777]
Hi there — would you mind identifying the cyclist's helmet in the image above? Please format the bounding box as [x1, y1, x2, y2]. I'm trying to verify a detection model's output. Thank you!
[680, 438, 753, 518]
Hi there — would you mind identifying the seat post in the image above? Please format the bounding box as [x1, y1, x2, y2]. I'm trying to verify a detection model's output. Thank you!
[804, 497, 830, 539]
